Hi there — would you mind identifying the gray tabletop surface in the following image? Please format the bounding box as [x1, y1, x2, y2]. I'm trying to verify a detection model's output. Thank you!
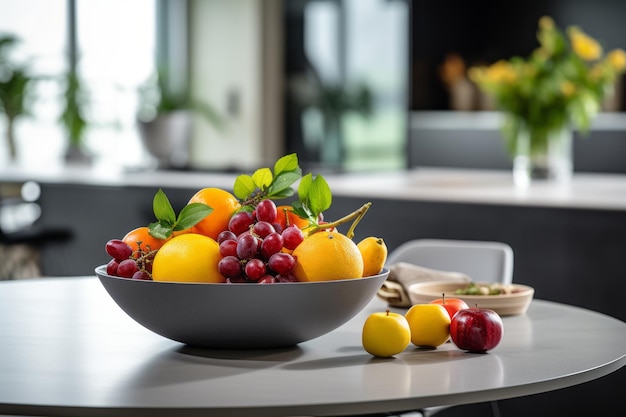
[1, 276, 624, 417]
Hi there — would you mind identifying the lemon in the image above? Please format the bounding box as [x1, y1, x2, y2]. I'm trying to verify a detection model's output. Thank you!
[357, 236, 388, 277]
[362, 310, 411, 358]
[404, 304, 451, 348]
[152, 233, 225, 283]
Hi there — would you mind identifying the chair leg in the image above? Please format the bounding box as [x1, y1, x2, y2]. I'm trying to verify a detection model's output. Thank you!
[490, 401, 501, 417]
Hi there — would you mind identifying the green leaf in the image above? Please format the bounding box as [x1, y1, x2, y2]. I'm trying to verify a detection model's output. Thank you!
[153, 188, 176, 224]
[307, 175, 332, 215]
[233, 175, 256, 200]
[268, 171, 301, 196]
[148, 220, 173, 239]
[291, 200, 315, 222]
[274, 153, 299, 176]
[176, 202, 213, 230]
[268, 188, 295, 199]
[232, 153, 304, 208]
[297, 173, 313, 202]
[251, 167, 273, 189]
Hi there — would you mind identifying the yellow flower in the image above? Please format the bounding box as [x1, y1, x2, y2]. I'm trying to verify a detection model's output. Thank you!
[569, 27, 602, 61]
[538, 16, 555, 30]
[467, 66, 486, 84]
[589, 64, 603, 81]
[607, 49, 626, 71]
[537, 16, 557, 53]
[486, 60, 517, 84]
[522, 63, 536, 78]
[534, 46, 551, 61]
[468, 15, 626, 156]
[560, 81, 576, 97]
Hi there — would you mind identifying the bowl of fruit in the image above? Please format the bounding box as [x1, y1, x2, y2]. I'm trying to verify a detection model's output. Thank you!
[96, 154, 389, 349]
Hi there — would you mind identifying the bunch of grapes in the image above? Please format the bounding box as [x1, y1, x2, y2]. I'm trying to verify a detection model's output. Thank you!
[104, 239, 155, 280]
[217, 199, 305, 284]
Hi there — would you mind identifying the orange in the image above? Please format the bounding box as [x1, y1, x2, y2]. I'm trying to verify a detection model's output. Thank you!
[275, 205, 309, 230]
[357, 236, 388, 277]
[151, 233, 225, 283]
[123, 226, 169, 255]
[188, 188, 241, 240]
[291, 231, 364, 282]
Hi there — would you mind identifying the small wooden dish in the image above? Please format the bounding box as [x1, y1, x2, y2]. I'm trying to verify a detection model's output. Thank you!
[408, 280, 535, 316]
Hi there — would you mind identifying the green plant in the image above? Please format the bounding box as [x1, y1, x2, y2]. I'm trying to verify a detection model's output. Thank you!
[138, 67, 223, 129]
[0, 35, 34, 161]
[313, 82, 373, 123]
[469, 16, 626, 156]
[59, 70, 88, 149]
[304, 81, 374, 167]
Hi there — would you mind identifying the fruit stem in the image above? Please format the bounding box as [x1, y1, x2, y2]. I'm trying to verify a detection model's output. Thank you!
[345, 202, 370, 239]
[306, 202, 372, 239]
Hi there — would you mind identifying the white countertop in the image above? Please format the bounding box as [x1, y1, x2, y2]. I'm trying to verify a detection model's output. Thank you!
[2, 163, 626, 211]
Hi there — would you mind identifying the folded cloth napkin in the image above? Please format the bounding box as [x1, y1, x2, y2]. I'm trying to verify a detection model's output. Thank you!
[377, 262, 471, 308]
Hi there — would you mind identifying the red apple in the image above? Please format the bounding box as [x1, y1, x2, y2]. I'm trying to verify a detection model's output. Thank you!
[450, 307, 503, 353]
[429, 293, 470, 319]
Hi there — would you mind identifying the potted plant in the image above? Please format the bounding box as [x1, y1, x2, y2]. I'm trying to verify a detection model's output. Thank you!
[469, 16, 626, 187]
[137, 68, 223, 169]
[0, 35, 34, 162]
[59, 69, 91, 164]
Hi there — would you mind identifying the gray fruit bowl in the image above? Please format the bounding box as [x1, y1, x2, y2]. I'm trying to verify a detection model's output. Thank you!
[95, 265, 389, 349]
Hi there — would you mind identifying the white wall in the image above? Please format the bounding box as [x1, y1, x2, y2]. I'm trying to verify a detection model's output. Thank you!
[188, 0, 282, 171]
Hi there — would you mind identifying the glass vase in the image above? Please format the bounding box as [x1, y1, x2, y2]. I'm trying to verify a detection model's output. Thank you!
[512, 125, 573, 188]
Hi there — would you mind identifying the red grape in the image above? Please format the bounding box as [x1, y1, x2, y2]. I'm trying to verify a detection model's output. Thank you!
[245, 258, 267, 280]
[258, 275, 277, 284]
[117, 258, 139, 278]
[237, 233, 260, 259]
[275, 273, 297, 282]
[218, 256, 242, 279]
[268, 252, 296, 275]
[213, 201, 311, 284]
[229, 211, 255, 235]
[105, 239, 132, 261]
[272, 222, 283, 234]
[106, 258, 120, 275]
[217, 230, 237, 244]
[282, 225, 304, 250]
[132, 270, 152, 280]
[252, 221, 275, 238]
[219, 239, 238, 257]
[260, 232, 283, 259]
[255, 199, 277, 223]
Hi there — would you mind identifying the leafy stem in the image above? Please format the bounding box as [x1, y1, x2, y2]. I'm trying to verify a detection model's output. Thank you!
[145, 154, 372, 241]
[147, 188, 212, 239]
[305, 202, 372, 239]
[233, 153, 302, 208]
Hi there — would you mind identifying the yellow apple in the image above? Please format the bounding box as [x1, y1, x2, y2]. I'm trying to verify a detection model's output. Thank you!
[405, 303, 451, 348]
[362, 309, 411, 358]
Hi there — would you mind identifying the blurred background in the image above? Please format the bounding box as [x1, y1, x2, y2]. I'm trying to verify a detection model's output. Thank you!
[1, 0, 625, 173]
[0, 0, 408, 172]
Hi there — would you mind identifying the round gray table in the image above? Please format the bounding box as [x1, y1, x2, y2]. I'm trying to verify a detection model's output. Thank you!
[1, 277, 625, 417]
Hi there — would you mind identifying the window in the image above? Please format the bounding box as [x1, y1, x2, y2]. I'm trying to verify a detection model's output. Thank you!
[284, 0, 409, 172]
[0, 0, 155, 168]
